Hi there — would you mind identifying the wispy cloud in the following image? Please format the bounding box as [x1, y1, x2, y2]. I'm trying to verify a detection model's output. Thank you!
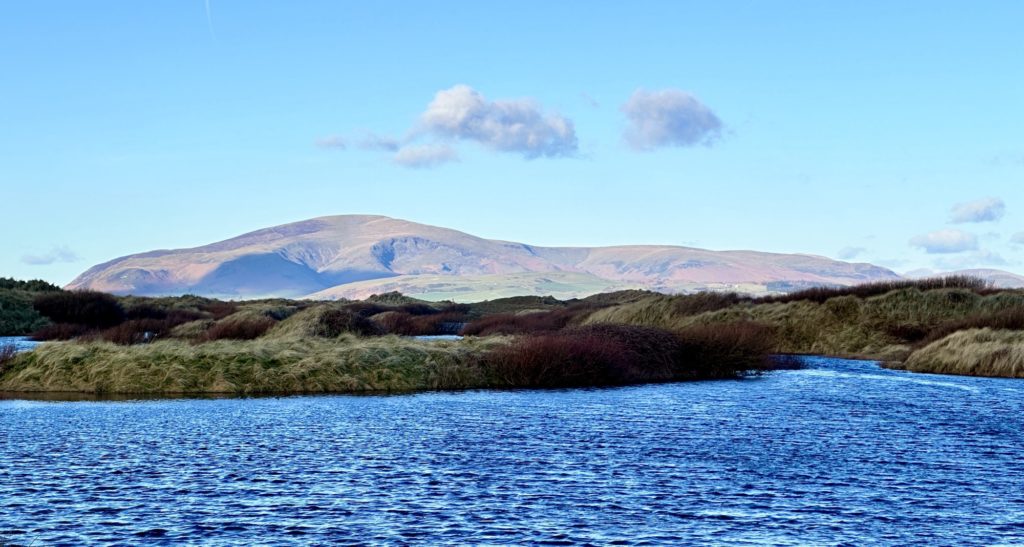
[315, 135, 347, 150]
[934, 249, 1009, 269]
[21, 246, 80, 266]
[419, 85, 577, 158]
[356, 132, 400, 152]
[950, 197, 1005, 223]
[1011, 232, 1024, 245]
[837, 246, 867, 260]
[621, 88, 722, 151]
[393, 144, 458, 168]
[910, 229, 978, 254]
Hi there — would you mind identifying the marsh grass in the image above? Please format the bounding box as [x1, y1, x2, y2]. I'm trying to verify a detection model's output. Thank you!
[583, 286, 1024, 360]
[0, 336, 505, 394]
[203, 316, 277, 341]
[0, 320, 777, 394]
[897, 328, 1024, 378]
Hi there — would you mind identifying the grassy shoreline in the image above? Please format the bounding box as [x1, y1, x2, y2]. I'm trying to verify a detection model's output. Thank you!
[0, 333, 781, 395]
[2, 276, 1022, 394]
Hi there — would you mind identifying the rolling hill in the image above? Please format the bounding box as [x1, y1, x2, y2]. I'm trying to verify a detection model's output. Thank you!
[66, 215, 902, 301]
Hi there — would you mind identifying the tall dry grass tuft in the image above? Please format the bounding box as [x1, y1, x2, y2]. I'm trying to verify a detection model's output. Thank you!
[203, 316, 276, 341]
[921, 307, 1024, 346]
[673, 292, 751, 315]
[899, 328, 1024, 378]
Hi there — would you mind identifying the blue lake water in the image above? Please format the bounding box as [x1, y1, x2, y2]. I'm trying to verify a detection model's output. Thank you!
[0, 336, 39, 353]
[1, 356, 1023, 545]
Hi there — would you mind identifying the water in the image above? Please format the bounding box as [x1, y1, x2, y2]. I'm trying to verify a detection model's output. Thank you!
[0, 336, 39, 353]
[1, 356, 1023, 545]
[413, 334, 464, 341]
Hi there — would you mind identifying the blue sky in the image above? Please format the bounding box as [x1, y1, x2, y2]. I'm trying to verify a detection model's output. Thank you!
[2, 1, 1022, 285]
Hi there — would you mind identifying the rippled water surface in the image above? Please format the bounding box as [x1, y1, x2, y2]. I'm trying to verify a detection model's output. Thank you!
[0, 336, 39, 353]
[2, 356, 1024, 545]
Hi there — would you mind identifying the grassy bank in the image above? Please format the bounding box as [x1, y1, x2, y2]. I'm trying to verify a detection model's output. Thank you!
[0, 285, 778, 394]
[585, 282, 1022, 355]
[893, 328, 1024, 378]
[0, 336, 502, 394]
[0, 323, 779, 394]
[3, 275, 1020, 392]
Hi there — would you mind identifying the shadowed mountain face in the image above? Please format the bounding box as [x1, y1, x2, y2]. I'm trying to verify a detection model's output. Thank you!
[66, 215, 902, 300]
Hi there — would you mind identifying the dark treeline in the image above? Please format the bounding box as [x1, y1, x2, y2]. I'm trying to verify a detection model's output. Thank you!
[0, 278, 62, 292]
[0, 278, 62, 336]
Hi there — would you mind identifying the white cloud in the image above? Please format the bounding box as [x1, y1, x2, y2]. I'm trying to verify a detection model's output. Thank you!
[393, 144, 458, 168]
[910, 229, 979, 254]
[1011, 232, 1024, 245]
[419, 85, 578, 158]
[621, 88, 722, 150]
[21, 246, 80, 266]
[837, 246, 867, 260]
[950, 197, 1005, 223]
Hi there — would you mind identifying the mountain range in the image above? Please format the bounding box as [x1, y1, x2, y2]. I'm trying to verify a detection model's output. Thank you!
[65, 215, 1018, 301]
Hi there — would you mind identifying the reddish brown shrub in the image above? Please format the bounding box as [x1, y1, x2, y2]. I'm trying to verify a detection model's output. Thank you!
[485, 331, 632, 387]
[31, 323, 94, 341]
[124, 304, 203, 322]
[461, 308, 581, 336]
[675, 321, 776, 378]
[372, 311, 465, 336]
[99, 319, 179, 345]
[199, 301, 239, 320]
[482, 323, 775, 388]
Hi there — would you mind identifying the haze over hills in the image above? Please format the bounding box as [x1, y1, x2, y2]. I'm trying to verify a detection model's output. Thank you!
[906, 268, 1024, 289]
[67, 215, 903, 301]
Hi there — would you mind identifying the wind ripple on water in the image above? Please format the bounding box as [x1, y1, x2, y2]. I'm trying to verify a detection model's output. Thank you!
[1, 356, 1023, 545]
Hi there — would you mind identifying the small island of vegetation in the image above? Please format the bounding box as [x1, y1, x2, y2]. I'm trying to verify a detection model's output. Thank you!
[1, 275, 1021, 395]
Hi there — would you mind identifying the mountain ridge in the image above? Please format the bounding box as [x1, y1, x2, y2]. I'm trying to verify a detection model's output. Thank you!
[67, 214, 903, 301]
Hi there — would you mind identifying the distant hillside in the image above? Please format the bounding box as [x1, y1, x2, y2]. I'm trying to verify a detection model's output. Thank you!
[67, 215, 901, 301]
